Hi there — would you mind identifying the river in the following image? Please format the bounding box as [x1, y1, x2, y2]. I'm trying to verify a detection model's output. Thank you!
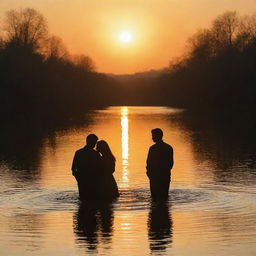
[0, 106, 256, 256]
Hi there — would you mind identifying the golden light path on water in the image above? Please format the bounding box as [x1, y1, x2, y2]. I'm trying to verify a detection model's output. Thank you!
[120, 106, 129, 188]
[118, 107, 138, 241]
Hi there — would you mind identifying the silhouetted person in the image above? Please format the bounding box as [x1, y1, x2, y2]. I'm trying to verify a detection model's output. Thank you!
[148, 201, 173, 252]
[146, 128, 174, 200]
[72, 134, 101, 201]
[96, 140, 119, 200]
[73, 202, 114, 253]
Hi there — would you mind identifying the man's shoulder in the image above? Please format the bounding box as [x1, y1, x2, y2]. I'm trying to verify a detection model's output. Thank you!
[75, 148, 85, 154]
[74, 147, 90, 157]
[163, 142, 173, 150]
[76, 147, 98, 153]
[74, 147, 100, 160]
[155, 141, 173, 152]
[149, 144, 157, 150]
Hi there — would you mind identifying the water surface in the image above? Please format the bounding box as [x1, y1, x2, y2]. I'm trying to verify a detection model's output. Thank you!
[0, 106, 256, 256]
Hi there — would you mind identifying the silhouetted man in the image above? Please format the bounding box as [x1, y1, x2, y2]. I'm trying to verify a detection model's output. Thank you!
[146, 128, 174, 200]
[72, 134, 101, 201]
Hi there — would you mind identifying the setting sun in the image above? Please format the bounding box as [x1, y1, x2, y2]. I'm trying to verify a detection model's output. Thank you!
[119, 31, 133, 43]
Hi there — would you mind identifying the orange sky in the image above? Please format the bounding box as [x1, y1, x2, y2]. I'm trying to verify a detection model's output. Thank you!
[0, 0, 255, 74]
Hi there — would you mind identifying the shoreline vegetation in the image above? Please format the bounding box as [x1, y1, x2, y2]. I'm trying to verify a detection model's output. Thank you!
[0, 8, 119, 126]
[1, 8, 256, 129]
[115, 11, 256, 112]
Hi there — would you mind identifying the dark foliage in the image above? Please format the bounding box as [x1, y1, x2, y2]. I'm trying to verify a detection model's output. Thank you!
[0, 8, 119, 126]
[2, 9, 256, 125]
[152, 11, 256, 111]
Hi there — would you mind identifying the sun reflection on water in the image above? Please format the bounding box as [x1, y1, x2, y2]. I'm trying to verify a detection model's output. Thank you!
[121, 107, 129, 188]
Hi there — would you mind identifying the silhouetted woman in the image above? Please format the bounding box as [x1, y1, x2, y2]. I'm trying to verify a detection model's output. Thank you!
[96, 140, 119, 200]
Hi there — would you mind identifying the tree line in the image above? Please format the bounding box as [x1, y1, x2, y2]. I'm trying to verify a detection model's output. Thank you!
[1, 8, 256, 125]
[151, 11, 256, 111]
[0, 8, 118, 124]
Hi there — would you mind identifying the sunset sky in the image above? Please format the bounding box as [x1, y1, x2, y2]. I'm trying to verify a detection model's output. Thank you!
[0, 0, 255, 74]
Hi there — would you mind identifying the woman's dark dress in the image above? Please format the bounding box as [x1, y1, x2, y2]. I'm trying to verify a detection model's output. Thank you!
[101, 155, 119, 199]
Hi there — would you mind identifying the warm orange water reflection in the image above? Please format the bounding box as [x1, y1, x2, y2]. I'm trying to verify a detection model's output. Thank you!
[1, 106, 256, 256]
[38, 106, 199, 189]
[120, 106, 129, 188]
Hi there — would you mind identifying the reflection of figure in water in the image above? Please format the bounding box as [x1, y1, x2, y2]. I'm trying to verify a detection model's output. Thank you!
[96, 140, 119, 200]
[72, 134, 101, 201]
[148, 201, 173, 252]
[73, 202, 114, 253]
[146, 128, 174, 200]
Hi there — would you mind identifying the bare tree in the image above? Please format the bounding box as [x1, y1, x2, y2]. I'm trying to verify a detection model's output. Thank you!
[211, 11, 240, 49]
[71, 54, 95, 72]
[188, 29, 214, 59]
[236, 13, 256, 49]
[43, 35, 69, 59]
[239, 14, 256, 36]
[4, 8, 48, 50]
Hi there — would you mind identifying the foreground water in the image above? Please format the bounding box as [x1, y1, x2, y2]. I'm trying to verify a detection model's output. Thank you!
[0, 106, 256, 256]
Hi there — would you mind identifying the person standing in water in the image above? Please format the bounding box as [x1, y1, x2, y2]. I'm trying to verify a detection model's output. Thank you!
[146, 128, 174, 200]
[97, 140, 119, 200]
[72, 134, 102, 201]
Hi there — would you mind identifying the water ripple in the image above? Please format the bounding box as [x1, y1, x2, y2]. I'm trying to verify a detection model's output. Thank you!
[1, 187, 256, 218]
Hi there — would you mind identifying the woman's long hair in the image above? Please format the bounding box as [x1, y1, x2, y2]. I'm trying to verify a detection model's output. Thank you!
[97, 140, 116, 162]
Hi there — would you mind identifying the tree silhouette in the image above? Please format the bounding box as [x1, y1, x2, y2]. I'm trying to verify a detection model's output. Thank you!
[4, 8, 48, 51]
[150, 11, 256, 111]
[43, 35, 69, 60]
[71, 54, 95, 72]
[0, 7, 119, 125]
[211, 11, 239, 50]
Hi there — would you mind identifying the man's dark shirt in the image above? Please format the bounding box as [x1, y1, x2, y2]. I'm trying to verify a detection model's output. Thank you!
[146, 141, 174, 179]
[72, 145, 101, 180]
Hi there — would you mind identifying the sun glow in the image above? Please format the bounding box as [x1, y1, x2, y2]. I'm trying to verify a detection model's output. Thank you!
[119, 31, 133, 43]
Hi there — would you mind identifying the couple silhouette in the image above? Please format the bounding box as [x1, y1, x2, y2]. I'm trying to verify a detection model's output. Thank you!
[72, 128, 173, 201]
[72, 134, 119, 201]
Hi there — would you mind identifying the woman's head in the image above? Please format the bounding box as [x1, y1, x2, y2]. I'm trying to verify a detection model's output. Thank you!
[97, 140, 112, 155]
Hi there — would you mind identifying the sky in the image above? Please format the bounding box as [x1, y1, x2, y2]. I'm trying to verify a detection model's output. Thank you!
[0, 0, 255, 74]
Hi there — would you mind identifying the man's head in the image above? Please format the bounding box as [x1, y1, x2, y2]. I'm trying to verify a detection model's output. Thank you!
[151, 128, 163, 143]
[86, 134, 98, 148]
